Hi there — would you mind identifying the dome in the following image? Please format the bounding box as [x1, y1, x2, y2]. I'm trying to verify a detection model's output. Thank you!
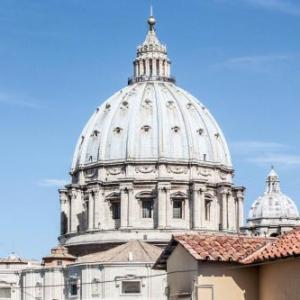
[72, 81, 231, 170]
[71, 14, 231, 171]
[248, 169, 299, 220]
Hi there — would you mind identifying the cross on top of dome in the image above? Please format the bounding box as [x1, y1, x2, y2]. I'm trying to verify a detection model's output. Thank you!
[128, 10, 175, 85]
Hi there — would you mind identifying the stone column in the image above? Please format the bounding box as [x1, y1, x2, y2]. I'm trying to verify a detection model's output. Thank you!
[127, 184, 134, 228]
[88, 191, 95, 231]
[59, 190, 70, 234]
[139, 60, 144, 76]
[227, 192, 234, 231]
[153, 58, 157, 77]
[192, 183, 206, 229]
[165, 187, 172, 228]
[237, 190, 245, 231]
[94, 188, 104, 230]
[120, 186, 128, 229]
[157, 183, 170, 228]
[219, 187, 229, 231]
[120, 183, 134, 229]
[199, 188, 206, 228]
[159, 59, 163, 77]
[70, 188, 82, 233]
[145, 59, 150, 76]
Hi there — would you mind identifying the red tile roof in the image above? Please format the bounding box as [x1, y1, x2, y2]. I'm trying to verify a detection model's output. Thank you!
[153, 233, 270, 269]
[154, 229, 300, 270]
[175, 234, 269, 263]
[243, 228, 300, 263]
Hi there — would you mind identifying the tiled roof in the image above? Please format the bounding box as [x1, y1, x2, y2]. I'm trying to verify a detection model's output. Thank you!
[243, 228, 300, 263]
[43, 245, 76, 262]
[77, 240, 162, 264]
[175, 234, 268, 263]
[154, 233, 273, 269]
[154, 229, 300, 270]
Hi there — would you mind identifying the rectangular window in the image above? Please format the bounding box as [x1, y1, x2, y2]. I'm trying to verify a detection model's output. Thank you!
[173, 200, 183, 219]
[0, 288, 11, 298]
[111, 202, 120, 220]
[70, 283, 78, 296]
[122, 281, 141, 294]
[142, 200, 153, 218]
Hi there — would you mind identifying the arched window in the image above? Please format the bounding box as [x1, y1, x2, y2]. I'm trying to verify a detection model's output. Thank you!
[136, 192, 154, 219]
[171, 192, 187, 219]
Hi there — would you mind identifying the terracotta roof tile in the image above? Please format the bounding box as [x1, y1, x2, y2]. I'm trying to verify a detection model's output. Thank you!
[243, 228, 300, 263]
[175, 233, 269, 263]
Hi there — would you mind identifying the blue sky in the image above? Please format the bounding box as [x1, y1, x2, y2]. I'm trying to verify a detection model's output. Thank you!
[0, 0, 300, 259]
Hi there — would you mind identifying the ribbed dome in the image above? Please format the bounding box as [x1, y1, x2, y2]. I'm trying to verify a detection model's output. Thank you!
[249, 169, 299, 219]
[72, 81, 231, 170]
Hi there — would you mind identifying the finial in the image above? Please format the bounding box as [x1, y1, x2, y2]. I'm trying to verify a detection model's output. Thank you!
[148, 4, 156, 31]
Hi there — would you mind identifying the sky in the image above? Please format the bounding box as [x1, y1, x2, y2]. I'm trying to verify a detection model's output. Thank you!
[0, 0, 300, 260]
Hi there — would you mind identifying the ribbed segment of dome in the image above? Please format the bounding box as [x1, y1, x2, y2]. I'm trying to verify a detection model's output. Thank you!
[72, 81, 231, 170]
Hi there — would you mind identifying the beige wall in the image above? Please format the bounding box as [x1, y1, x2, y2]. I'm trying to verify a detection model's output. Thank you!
[196, 262, 259, 300]
[259, 257, 300, 300]
[167, 244, 198, 299]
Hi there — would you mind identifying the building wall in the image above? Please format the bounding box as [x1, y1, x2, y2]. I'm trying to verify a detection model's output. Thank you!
[259, 258, 300, 300]
[166, 245, 259, 300]
[196, 263, 258, 300]
[166, 244, 198, 299]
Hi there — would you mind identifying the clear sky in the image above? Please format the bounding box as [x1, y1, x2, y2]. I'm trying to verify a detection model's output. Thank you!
[0, 0, 300, 260]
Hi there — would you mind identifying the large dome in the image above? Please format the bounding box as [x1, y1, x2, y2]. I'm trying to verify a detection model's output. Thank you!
[72, 81, 231, 170]
[59, 14, 245, 255]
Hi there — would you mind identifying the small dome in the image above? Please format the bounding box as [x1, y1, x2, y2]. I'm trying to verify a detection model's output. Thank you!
[72, 81, 231, 170]
[249, 169, 299, 219]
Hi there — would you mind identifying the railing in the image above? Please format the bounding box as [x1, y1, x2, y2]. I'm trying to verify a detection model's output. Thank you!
[128, 75, 176, 85]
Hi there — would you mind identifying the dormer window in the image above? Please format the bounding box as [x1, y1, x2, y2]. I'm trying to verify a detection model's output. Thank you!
[172, 126, 180, 133]
[114, 127, 123, 134]
[141, 125, 151, 133]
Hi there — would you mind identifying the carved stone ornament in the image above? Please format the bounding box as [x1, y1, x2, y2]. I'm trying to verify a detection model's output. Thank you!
[219, 171, 227, 181]
[106, 167, 124, 175]
[197, 168, 212, 177]
[167, 165, 188, 174]
[84, 168, 98, 179]
[135, 165, 155, 174]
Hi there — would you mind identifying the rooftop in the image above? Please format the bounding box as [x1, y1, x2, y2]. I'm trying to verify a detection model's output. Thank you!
[77, 240, 162, 264]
